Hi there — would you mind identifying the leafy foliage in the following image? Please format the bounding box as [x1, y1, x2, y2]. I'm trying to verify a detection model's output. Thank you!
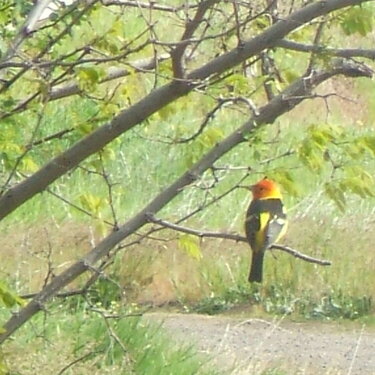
[178, 234, 202, 260]
[191, 283, 373, 320]
[0, 280, 24, 309]
[340, 4, 374, 36]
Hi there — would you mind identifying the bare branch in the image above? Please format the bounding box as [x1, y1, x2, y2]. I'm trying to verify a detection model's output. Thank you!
[277, 39, 375, 60]
[147, 213, 244, 241]
[146, 214, 332, 266]
[270, 244, 332, 265]
[171, 0, 219, 78]
[306, 18, 327, 74]
[21, 288, 89, 300]
[58, 54, 167, 94]
[102, 0, 199, 13]
[27, 128, 75, 148]
[45, 186, 115, 227]
[98, 152, 119, 229]
[261, 51, 279, 101]
[57, 350, 103, 375]
[173, 96, 257, 144]
[232, 0, 243, 47]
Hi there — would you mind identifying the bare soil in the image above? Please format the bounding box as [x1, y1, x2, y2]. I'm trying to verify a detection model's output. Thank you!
[147, 312, 375, 375]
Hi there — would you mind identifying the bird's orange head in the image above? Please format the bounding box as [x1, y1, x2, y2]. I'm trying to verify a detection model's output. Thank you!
[250, 178, 282, 200]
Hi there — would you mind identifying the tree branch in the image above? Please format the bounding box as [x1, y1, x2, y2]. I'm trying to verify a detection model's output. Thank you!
[277, 39, 375, 60]
[102, 0, 198, 13]
[20, 288, 88, 300]
[171, 0, 219, 78]
[0, 53, 168, 120]
[172, 96, 257, 144]
[146, 214, 332, 266]
[270, 244, 331, 265]
[50, 55, 169, 100]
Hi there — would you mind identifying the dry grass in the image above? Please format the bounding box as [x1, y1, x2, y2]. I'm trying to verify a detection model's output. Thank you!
[2, 210, 374, 316]
[0, 221, 96, 294]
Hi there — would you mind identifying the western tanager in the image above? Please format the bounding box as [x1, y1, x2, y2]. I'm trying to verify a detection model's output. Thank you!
[245, 178, 287, 283]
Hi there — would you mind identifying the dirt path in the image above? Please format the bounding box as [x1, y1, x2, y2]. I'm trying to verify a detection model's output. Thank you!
[146, 313, 375, 375]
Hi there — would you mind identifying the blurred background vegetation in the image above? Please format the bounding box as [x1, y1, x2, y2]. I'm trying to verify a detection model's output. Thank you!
[0, 0, 374, 374]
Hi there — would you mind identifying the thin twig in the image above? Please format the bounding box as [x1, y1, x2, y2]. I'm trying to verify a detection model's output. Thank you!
[103, 0, 198, 13]
[98, 152, 119, 229]
[277, 40, 375, 60]
[21, 288, 88, 300]
[270, 244, 331, 265]
[306, 18, 327, 74]
[46, 188, 115, 228]
[57, 350, 102, 375]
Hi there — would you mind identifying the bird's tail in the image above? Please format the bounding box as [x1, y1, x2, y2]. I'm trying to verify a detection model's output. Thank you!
[248, 251, 264, 283]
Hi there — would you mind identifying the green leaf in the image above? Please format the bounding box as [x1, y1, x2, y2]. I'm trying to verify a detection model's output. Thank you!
[342, 167, 375, 198]
[358, 135, 375, 156]
[269, 170, 300, 197]
[324, 183, 346, 212]
[198, 128, 224, 149]
[224, 74, 252, 95]
[79, 193, 106, 215]
[20, 156, 39, 172]
[254, 14, 270, 30]
[178, 234, 202, 260]
[340, 5, 374, 36]
[297, 140, 324, 171]
[283, 69, 299, 84]
[0, 280, 25, 308]
[76, 66, 104, 91]
[297, 123, 342, 171]
[77, 122, 94, 135]
[99, 102, 119, 118]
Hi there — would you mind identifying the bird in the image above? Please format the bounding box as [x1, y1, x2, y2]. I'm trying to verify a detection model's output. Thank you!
[244, 178, 287, 283]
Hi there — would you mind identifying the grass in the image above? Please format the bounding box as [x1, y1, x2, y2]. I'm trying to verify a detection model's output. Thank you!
[1, 302, 220, 375]
[3, 203, 373, 321]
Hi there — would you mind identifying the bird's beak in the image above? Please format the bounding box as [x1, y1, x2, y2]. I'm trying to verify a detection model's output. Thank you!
[240, 185, 253, 191]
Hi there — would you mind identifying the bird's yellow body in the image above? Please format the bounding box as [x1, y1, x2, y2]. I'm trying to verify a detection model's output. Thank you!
[245, 179, 287, 283]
